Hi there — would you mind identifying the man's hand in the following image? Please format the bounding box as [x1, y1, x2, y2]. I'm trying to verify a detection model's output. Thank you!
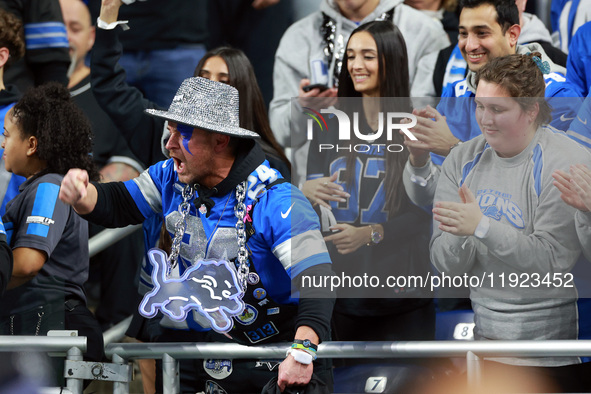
[323, 223, 376, 254]
[59, 168, 97, 214]
[405, 106, 459, 157]
[433, 184, 482, 236]
[553, 165, 591, 212]
[60, 168, 89, 202]
[301, 173, 350, 209]
[277, 352, 314, 392]
[298, 79, 338, 109]
[570, 165, 591, 211]
[401, 127, 430, 167]
[100, 0, 123, 24]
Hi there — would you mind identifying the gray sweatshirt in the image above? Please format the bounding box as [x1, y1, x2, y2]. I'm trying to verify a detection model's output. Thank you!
[431, 127, 591, 366]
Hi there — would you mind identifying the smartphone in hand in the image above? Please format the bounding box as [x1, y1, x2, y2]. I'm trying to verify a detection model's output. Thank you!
[303, 83, 329, 93]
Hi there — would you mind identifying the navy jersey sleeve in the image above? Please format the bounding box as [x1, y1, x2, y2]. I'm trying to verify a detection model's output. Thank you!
[11, 181, 67, 258]
[0, 218, 13, 296]
[22, 0, 70, 86]
[294, 263, 335, 343]
[83, 181, 145, 228]
[90, 26, 167, 167]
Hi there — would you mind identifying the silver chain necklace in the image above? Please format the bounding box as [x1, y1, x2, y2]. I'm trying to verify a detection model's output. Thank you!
[167, 181, 250, 291]
[233, 181, 249, 292]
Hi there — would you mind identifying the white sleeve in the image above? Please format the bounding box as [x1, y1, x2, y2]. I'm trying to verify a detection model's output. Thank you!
[403, 158, 439, 207]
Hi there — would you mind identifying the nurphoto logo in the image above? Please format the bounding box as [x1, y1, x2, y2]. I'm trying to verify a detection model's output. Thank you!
[304, 107, 418, 153]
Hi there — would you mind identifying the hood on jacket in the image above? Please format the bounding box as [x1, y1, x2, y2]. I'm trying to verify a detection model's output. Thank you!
[519, 12, 553, 45]
[320, 0, 403, 30]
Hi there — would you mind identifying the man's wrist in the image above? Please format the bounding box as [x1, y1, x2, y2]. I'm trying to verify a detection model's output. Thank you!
[96, 16, 129, 30]
[447, 139, 463, 156]
[292, 339, 318, 352]
[286, 348, 314, 364]
[407, 159, 435, 188]
[409, 153, 429, 168]
[473, 215, 490, 239]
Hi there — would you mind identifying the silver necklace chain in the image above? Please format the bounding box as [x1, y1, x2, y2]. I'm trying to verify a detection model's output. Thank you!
[234, 181, 249, 292]
[168, 184, 194, 274]
[167, 181, 250, 291]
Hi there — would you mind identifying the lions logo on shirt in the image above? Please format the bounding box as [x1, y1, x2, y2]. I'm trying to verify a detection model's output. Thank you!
[477, 190, 525, 229]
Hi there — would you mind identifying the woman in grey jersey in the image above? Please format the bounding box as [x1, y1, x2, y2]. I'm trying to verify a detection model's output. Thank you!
[430, 52, 591, 392]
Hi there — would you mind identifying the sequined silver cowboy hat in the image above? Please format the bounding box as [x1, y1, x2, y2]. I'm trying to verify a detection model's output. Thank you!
[145, 77, 260, 139]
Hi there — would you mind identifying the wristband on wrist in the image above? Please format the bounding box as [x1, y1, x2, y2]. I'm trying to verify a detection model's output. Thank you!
[96, 17, 130, 30]
[474, 215, 490, 239]
[286, 348, 314, 364]
[292, 339, 318, 351]
[291, 343, 317, 355]
[291, 340, 318, 361]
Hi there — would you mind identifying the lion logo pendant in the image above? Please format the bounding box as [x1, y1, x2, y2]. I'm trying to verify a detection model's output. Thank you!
[139, 248, 245, 333]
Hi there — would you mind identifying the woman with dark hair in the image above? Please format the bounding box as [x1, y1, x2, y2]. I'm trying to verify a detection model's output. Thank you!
[431, 53, 591, 392]
[0, 82, 103, 381]
[303, 20, 434, 366]
[193, 47, 291, 178]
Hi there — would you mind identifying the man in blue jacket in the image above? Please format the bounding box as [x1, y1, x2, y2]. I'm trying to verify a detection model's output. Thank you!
[59, 77, 335, 393]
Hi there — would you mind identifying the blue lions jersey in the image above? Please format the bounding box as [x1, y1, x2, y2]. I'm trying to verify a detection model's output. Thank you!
[125, 158, 330, 331]
[550, 0, 590, 54]
[566, 21, 591, 97]
[568, 91, 591, 148]
[433, 71, 584, 166]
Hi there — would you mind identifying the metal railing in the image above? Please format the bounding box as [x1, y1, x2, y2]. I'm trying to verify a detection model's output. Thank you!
[89, 224, 142, 258]
[0, 334, 87, 394]
[0, 226, 142, 393]
[103, 315, 132, 345]
[3, 334, 591, 393]
[103, 339, 591, 394]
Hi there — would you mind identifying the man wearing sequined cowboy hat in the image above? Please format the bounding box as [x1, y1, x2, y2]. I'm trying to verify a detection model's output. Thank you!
[403, 0, 582, 208]
[59, 76, 335, 393]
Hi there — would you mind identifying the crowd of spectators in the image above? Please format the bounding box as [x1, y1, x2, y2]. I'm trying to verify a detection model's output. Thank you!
[0, 0, 590, 392]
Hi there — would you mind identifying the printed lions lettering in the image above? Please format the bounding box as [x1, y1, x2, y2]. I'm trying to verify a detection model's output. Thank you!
[139, 248, 245, 333]
[477, 192, 525, 229]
